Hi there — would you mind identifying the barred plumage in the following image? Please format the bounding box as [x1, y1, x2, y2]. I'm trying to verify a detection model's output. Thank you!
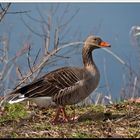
[2, 35, 111, 123]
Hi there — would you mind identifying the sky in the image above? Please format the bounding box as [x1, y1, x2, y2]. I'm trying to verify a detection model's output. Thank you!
[0, 3, 140, 100]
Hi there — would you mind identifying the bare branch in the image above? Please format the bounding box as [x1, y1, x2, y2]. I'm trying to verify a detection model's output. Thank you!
[102, 48, 138, 78]
[103, 58, 112, 94]
[15, 43, 30, 58]
[0, 3, 11, 22]
[21, 15, 46, 38]
[58, 8, 80, 29]
[33, 48, 41, 66]
[0, 4, 5, 11]
[26, 13, 44, 23]
[14, 41, 83, 89]
[49, 53, 70, 59]
[54, 28, 59, 50]
[37, 6, 49, 26]
[10, 4, 82, 91]
[50, 3, 60, 16]
[16, 66, 23, 80]
[57, 4, 70, 25]
[27, 45, 33, 74]
[7, 10, 31, 14]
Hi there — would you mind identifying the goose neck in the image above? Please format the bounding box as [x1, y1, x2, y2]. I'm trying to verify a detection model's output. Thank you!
[82, 47, 95, 68]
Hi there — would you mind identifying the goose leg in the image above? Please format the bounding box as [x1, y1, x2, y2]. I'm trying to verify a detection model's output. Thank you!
[52, 106, 78, 124]
[51, 106, 69, 124]
[60, 106, 69, 122]
[51, 107, 62, 124]
[59, 106, 78, 122]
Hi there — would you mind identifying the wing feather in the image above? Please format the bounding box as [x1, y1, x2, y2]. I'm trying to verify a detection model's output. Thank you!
[10, 67, 83, 100]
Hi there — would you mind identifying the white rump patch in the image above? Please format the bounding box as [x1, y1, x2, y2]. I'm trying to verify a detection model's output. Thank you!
[8, 97, 27, 104]
[33, 97, 56, 108]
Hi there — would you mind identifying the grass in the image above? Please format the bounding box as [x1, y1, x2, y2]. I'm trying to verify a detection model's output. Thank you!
[0, 100, 140, 138]
[0, 103, 27, 123]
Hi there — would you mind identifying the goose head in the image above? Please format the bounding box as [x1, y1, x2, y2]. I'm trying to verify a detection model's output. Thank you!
[84, 35, 111, 50]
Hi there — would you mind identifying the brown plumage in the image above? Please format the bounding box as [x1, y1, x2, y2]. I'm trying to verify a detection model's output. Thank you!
[3, 35, 111, 123]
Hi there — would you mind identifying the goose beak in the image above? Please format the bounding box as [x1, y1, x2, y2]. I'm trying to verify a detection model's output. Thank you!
[99, 41, 111, 48]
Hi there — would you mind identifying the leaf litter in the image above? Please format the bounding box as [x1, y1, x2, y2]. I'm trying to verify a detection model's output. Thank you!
[0, 100, 140, 138]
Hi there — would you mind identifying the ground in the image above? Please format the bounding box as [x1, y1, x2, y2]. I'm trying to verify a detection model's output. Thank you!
[0, 100, 140, 138]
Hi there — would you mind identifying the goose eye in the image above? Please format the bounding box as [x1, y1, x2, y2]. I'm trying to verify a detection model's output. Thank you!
[94, 38, 99, 44]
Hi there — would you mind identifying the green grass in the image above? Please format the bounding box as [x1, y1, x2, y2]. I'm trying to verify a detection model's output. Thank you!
[0, 103, 27, 123]
[0, 101, 140, 138]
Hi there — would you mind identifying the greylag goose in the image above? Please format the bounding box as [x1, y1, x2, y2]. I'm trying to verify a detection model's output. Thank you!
[2, 35, 111, 123]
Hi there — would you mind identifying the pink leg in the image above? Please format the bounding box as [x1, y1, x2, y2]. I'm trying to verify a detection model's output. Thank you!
[51, 107, 62, 124]
[60, 106, 70, 122]
[52, 106, 78, 124]
[61, 107, 78, 122]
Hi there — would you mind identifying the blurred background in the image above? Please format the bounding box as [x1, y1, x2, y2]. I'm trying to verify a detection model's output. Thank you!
[0, 3, 140, 104]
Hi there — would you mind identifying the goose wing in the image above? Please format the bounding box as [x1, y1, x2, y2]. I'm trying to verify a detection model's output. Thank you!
[12, 67, 83, 100]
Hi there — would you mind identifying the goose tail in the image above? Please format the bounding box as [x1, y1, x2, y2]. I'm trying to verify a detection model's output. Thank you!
[8, 94, 27, 104]
[0, 93, 28, 106]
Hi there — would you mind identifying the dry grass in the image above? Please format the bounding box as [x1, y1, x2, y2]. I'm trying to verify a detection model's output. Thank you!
[0, 101, 140, 138]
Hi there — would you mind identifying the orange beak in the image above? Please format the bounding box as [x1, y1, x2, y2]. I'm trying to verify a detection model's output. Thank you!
[99, 41, 111, 48]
